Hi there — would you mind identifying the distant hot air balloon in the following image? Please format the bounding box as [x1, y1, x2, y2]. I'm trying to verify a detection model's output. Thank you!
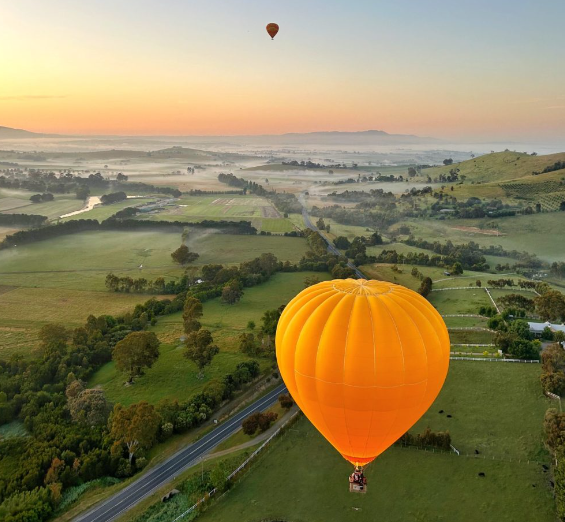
[266, 23, 279, 40]
[276, 279, 450, 471]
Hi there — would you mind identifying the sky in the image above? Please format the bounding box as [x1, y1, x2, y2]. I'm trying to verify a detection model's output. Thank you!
[1, 0, 564, 141]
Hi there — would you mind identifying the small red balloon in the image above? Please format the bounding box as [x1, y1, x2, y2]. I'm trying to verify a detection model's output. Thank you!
[266, 23, 279, 40]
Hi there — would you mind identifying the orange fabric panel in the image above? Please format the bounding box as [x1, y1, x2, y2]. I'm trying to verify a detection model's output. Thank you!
[275, 279, 450, 467]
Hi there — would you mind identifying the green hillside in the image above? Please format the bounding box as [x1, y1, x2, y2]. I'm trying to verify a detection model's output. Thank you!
[425, 151, 565, 184]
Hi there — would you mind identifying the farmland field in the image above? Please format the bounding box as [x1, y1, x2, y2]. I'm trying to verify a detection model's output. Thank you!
[0, 229, 184, 291]
[187, 232, 309, 265]
[90, 271, 329, 406]
[0, 188, 85, 220]
[152, 271, 331, 352]
[136, 194, 297, 233]
[197, 362, 553, 522]
[88, 347, 266, 407]
[361, 263, 452, 291]
[400, 213, 565, 262]
[429, 288, 493, 315]
[0, 288, 164, 358]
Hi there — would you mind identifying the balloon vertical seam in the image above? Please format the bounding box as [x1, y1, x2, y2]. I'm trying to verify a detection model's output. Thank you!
[340, 294, 358, 461]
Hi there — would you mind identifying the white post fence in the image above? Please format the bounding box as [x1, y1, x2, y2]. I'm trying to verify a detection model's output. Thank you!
[171, 410, 300, 522]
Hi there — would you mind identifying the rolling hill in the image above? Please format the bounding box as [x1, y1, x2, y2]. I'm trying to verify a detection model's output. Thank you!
[425, 151, 565, 184]
[0, 126, 59, 139]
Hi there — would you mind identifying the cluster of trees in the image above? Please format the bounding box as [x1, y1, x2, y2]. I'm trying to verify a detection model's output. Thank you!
[0, 310, 157, 518]
[241, 411, 278, 435]
[158, 361, 261, 439]
[541, 344, 565, 396]
[551, 262, 565, 279]
[373, 249, 467, 274]
[29, 192, 54, 203]
[487, 279, 515, 288]
[100, 191, 127, 205]
[535, 160, 565, 175]
[309, 204, 399, 230]
[333, 232, 382, 253]
[217, 173, 268, 197]
[418, 277, 433, 298]
[497, 293, 535, 312]
[487, 318, 541, 359]
[326, 188, 396, 204]
[535, 290, 565, 322]
[0, 170, 181, 199]
[0, 213, 47, 227]
[543, 408, 565, 519]
[302, 230, 356, 278]
[238, 305, 285, 358]
[171, 244, 199, 265]
[397, 427, 451, 450]
[281, 160, 350, 170]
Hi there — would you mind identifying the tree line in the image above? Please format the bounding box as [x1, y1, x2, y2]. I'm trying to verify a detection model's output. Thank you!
[0, 213, 47, 227]
[0, 217, 258, 249]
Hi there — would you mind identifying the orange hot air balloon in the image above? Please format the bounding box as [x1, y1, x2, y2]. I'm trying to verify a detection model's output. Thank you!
[276, 279, 450, 467]
[266, 23, 279, 40]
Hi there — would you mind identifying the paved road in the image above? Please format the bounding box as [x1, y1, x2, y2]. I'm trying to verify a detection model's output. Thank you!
[300, 195, 366, 279]
[75, 383, 287, 522]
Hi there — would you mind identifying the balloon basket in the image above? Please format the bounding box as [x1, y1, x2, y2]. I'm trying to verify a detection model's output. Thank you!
[349, 467, 367, 493]
[349, 483, 367, 494]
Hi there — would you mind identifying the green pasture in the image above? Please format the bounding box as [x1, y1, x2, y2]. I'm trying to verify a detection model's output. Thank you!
[0, 288, 161, 358]
[187, 233, 309, 265]
[361, 263, 448, 291]
[0, 230, 184, 291]
[400, 212, 565, 262]
[88, 346, 265, 407]
[428, 288, 493, 315]
[153, 271, 331, 352]
[198, 362, 552, 522]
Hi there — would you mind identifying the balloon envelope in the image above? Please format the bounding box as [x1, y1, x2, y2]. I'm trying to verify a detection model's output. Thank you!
[266, 23, 279, 39]
[276, 279, 450, 466]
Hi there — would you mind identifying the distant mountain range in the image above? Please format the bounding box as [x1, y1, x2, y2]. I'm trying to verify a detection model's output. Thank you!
[0, 126, 64, 139]
[0, 126, 439, 145]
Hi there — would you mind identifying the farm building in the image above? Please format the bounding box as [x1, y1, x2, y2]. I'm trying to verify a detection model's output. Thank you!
[528, 321, 565, 338]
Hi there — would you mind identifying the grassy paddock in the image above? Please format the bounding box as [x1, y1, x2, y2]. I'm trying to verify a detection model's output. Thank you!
[153, 271, 331, 352]
[90, 272, 328, 405]
[0, 288, 164, 358]
[429, 288, 493, 315]
[361, 263, 449, 291]
[88, 346, 266, 407]
[196, 361, 553, 522]
[0, 229, 184, 290]
[402, 213, 565, 263]
[187, 233, 309, 265]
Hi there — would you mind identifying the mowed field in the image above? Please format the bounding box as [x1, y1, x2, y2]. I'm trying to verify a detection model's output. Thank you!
[90, 271, 329, 406]
[0, 188, 84, 220]
[138, 194, 297, 233]
[197, 362, 554, 522]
